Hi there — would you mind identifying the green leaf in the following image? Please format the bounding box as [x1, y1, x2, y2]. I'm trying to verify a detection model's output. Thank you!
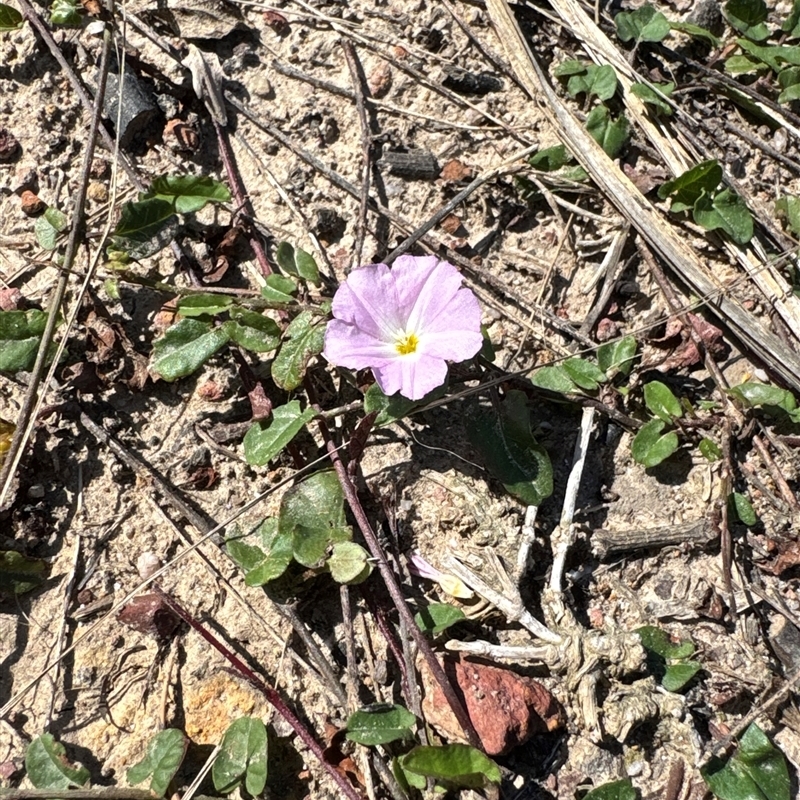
[644, 381, 682, 422]
[663, 661, 702, 692]
[737, 39, 800, 71]
[670, 20, 721, 46]
[243, 401, 315, 466]
[784, 0, 800, 37]
[414, 602, 467, 634]
[222, 307, 281, 353]
[0, 309, 52, 373]
[567, 64, 618, 101]
[275, 242, 321, 286]
[778, 82, 800, 103]
[0, 3, 23, 30]
[702, 724, 790, 800]
[631, 418, 679, 467]
[49, 0, 80, 25]
[150, 318, 230, 381]
[34, 207, 69, 250]
[585, 105, 630, 158]
[279, 470, 352, 569]
[724, 0, 770, 41]
[363, 383, 420, 425]
[271, 310, 326, 390]
[145, 174, 231, 214]
[25, 735, 89, 789]
[563, 357, 607, 391]
[126, 729, 187, 797]
[553, 59, 588, 77]
[737, 724, 791, 800]
[176, 293, 235, 318]
[0, 550, 48, 595]
[328, 541, 372, 584]
[212, 717, 267, 796]
[725, 54, 766, 75]
[699, 438, 722, 461]
[584, 779, 637, 800]
[346, 704, 417, 746]
[112, 198, 178, 258]
[261, 274, 298, 305]
[529, 145, 573, 171]
[692, 188, 754, 244]
[400, 744, 501, 789]
[658, 160, 722, 208]
[730, 491, 758, 526]
[776, 196, 800, 234]
[597, 335, 637, 377]
[226, 518, 294, 586]
[469, 389, 553, 505]
[728, 381, 798, 412]
[615, 4, 671, 43]
[637, 625, 695, 660]
[630, 82, 675, 115]
[531, 364, 578, 394]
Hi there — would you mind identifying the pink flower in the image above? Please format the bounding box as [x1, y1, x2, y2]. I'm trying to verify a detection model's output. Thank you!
[323, 255, 483, 400]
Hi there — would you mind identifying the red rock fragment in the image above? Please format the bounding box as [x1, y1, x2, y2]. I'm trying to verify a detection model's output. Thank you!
[118, 593, 180, 639]
[595, 317, 619, 342]
[164, 118, 199, 152]
[0, 288, 23, 311]
[197, 380, 224, 401]
[262, 10, 288, 33]
[440, 158, 473, 182]
[422, 655, 564, 755]
[367, 61, 392, 98]
[440, 213, 464, 235]
[20, 190, 45, 216]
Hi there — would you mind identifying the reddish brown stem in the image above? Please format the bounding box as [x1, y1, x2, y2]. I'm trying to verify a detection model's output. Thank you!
[304, 385, 481, 748]
[213, 119, 274, 277]
[153, 588, 363, 800]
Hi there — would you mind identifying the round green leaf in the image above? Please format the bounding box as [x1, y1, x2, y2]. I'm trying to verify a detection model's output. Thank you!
[150, 318, 230, 381]
[0, 4, 24, 30]
[243, 401, 315, 466]
[328, 541, 372, 584]
[414, 602, 467, 634]
[226, 518, 294, 586]
[631, 418, 679, 467]
[346, 705, 416, 746]
[271, 310, 326, 390]
[126, 729, 187, 797]
[146, 174, 231, 214]
[643, 380, 682, 421]
[401, 744, 501, 789]
[212, 717, 267, 796]
[25, 735, 89, 790]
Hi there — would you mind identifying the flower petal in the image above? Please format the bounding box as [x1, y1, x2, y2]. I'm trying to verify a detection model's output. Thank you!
[323, 320, 397, 369]
[391, 257, 470, 338]
[417, 288, 483, 361]
[330, 263, 404, 341]
[373, 353, 448, 400]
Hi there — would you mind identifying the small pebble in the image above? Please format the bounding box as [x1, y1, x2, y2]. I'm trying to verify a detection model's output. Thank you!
[27, 484, 45, 499]
[0, 128, 20, 161]
[87, 181, 108, 202]
[20, 190, 45, 216]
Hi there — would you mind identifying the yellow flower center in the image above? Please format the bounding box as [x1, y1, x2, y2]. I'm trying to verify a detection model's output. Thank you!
[395, 332, 419, 355]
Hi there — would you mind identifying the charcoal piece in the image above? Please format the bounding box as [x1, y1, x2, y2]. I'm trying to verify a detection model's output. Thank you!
[315, 207, 346, 242]
[442, 68, 502, 96]
[379, 148, 440, 180]
[102, 64, 159, 150]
